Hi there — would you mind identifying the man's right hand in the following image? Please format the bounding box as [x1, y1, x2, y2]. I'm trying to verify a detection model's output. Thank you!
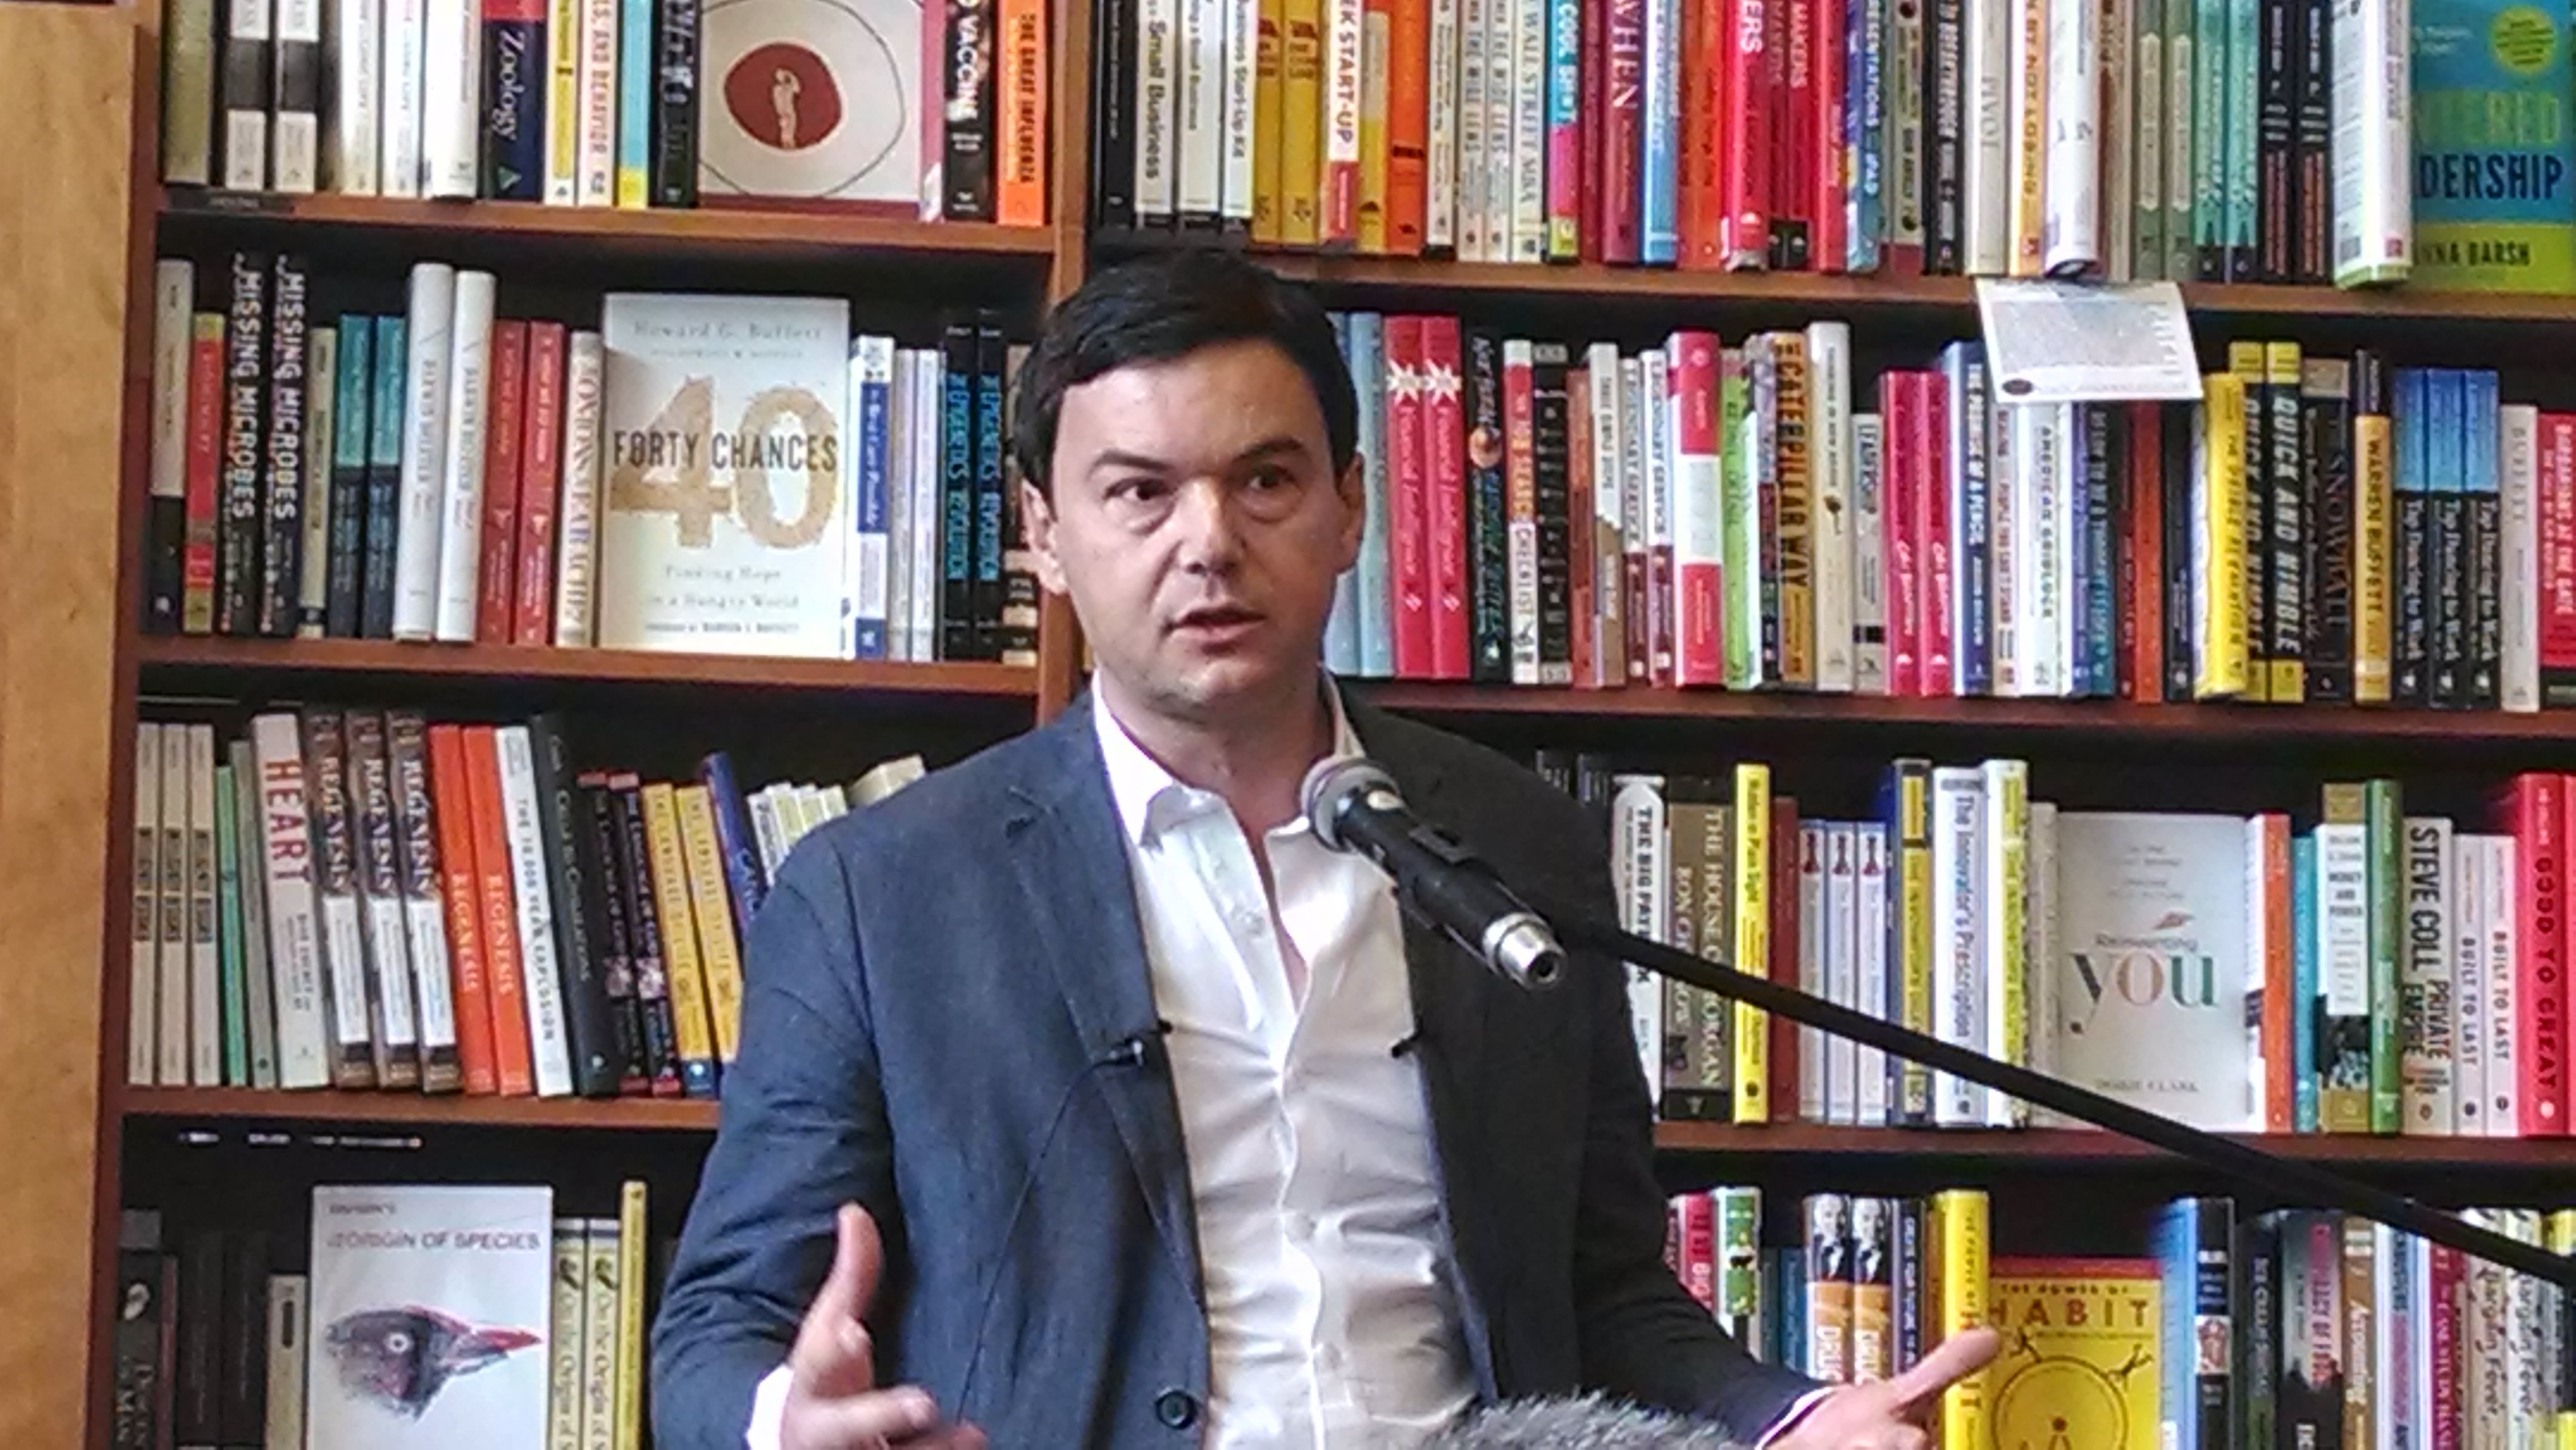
[781, 1203, 987, 1450]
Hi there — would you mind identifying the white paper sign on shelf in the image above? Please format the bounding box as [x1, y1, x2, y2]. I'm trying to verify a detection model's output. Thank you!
[1974, 279, 2206, 404]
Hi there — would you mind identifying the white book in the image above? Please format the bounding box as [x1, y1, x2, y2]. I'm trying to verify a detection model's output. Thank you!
[129, 724, 164, 1088]
[322, 0, 376, 193]
[419, 0, 480, 197]
[1986, 372, 2020, 694]
[495, 725, 575, 1096]
[596, 293, 854, 656]
[434, 269, 497, 642]
[1135, 0, 1179, 224]
[1507, 0, 1547, 259]
[250, 714, 331, 1089]
[2329, 0, 2411, 286]
[232, 743, 281, 1090]
[543, 0, 581, 202]
[349, 727, 422, 1082]
[1809, 323, 1854, 692]
[1176, 0, 1223, 220]
[1611, 774, 1668, 1105]
[1963, 0, 2014, 272]
[1667, 334, 1721, 686]
[850, 336, 896, 659]
[1587, 344, 1626, 686]
[1825, 822, 1860, 1126]
[306, 1186, 553, 1444]
[552, 331, 606, 646]
[577, 0, 619, 206]
[264, 1274, 308, 1450]
[148, 262, 193, 544]
[1929, 766, 1986, 1127]
[379, 0, 428, 195]
[2052, 405, 2082, 687]
[909, 348, 943, 661]
[2097, 0, 2132, 280]
[186, 724, 223, 1087]
[1855, 820, 1891, 1126]
[156, 727, 191, 1088]
[2482, 834, 2518, 1135]
[2399, 816, 2456, 1135]
[748, 789, 789, 879]
[299, 329, 338, 637]
[271, 0, 325, 191]
[394, 264, 456, 640]
[386, 716, 458, 1080]
[2011, 402, 2064, 696]
[1887, 0, 1927, 259]
[2503, 403, 2541, 712]
[884, 351, 916, 662]
[1505, 338, 1541, 683]
[1798, 822, 1828, 1124]
[1853, 414, 1887, 693]
[1220, 0, 1258, 228]
[2450, 832, 2485, 1136]
[1426, 0, 1459, 250]
[1481, 0, 1514, 261]
[1456, 0, 1489, 259]
[305, 715, 378, 1086]
[2041, 0, 2100, 274]
[1979, 758, 2027, 1129]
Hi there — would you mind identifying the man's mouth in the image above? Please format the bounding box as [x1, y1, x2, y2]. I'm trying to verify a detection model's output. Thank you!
[1174, 605, 1264, 633]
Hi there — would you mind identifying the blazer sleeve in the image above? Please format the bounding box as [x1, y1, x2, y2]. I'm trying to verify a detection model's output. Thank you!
[648, 841, 899, 1450]
[1560, 842, 1823, 1442]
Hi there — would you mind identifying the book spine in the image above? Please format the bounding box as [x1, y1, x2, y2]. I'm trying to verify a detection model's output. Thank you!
[540, 0, 580, 200]
[433, 270, 496, 641]
[650, 0, 699, 205]
[495, 724, 577, 1096]
[2328, 0, 2409, 284]
[2264, 340, 2305, 702]
[612, 0, 650, 205]
[2432, 370, 2470, 708]
[1466, 332, 1509, 680]
[216, 255, 267, 637]
[324, 0, 379, 192]
[639, 782, 719, 1096]
[2255, 0, 2290, 277]
[674, 785, 747, 1065]
[183, 727, 221, 1088]
[1388, 317, 1432, 677]
[525, 716, 618, 1097]
[552, 330, 604, 646]
[1853, 411, 1887, 691]
[474, 321, 527, 642]
[392, 264, 453, 639]
[513, 322, 565, 643]
[2400, 814, 2457, 1136]
[2290, 0, 2329, 279]
[380, 0, 426, 194]
[422, 0, 482, 196]
[346, 711, 426, 1090]
[577, 776, 646, 1092]
[1425, 318, 1470, 679]
[974, 321, 1010, 658]
[2354, 352, 2394, 703]
[2503, 403, 2542, 713]
[165, 0, 220, 186]
[574, 0, 617, 205]
[1543, 0, 1580, 256]
[2039, 0, 2100, 274]
[1885, 0, 1925, 269]
[258, 256, 309, 639]
[946, 0, 998, 218]
[606, 777, 682, 1095]
[221, 0, 274, 190]
[1721, 0, 1773, 265]
[2469, 371, 2503, 711]
[147, 264, 194, 636]
[1641, 0, 1680, 261]
[461, 727, 537, 1094]
[1534, 342, 1575, 683]
[299, 709, 380, 1088]
[2304, 357, 2354, 702]
[481, 0, 546, 198]
[1504, 337, 1540, 683]
[1606, 0, 1647, 262]
[1671, 333, 1723, 687]
[424, 724, 494, 1093]
[1732, 764, 1772, 1123]
[1647, 347, 1678, 684]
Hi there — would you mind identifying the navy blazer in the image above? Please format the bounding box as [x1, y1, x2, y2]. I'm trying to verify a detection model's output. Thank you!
[648, 692, 1817, 1448]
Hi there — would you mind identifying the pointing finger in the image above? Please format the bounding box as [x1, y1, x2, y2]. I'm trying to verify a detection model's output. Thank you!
[1889, 1327, 2001, 1412]
[789, 1205, 881, 1396]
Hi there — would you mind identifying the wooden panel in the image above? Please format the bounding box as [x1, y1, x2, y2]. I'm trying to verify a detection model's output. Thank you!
[0, 7, 140, 1448]
[124, 1085, 722, 1132]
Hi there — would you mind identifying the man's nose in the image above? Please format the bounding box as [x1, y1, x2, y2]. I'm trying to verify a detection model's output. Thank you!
[1172, 478, 1246, 569]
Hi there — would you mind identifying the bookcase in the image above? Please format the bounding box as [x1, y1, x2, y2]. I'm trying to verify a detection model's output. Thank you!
[20, 0, 2576, 1435]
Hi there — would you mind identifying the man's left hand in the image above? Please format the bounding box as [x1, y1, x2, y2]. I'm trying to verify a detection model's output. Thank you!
[1768, 1327, 2002, 1450]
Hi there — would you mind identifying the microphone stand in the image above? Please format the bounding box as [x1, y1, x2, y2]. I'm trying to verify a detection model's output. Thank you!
[1539, 912, 2576, 1291]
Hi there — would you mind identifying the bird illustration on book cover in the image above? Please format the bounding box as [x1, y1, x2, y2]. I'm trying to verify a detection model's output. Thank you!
[323, 1304, 543, 1417]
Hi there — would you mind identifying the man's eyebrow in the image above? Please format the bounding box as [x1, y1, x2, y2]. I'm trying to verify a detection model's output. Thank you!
[1084, 436, 1314, 475]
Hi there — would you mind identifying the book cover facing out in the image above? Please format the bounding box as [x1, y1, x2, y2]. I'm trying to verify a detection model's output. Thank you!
[2411, 0, 2576, 291]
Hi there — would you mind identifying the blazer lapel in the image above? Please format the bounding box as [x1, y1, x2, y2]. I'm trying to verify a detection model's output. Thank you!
[1000, 707, 1205, 1306]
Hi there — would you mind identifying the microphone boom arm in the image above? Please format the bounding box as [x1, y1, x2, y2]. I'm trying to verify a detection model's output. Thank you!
[1546, 912, 2576, 1291]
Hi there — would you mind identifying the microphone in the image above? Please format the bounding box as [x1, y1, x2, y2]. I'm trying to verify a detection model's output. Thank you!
[1301, 755, 1568, 990]
[1423, 1395, 1750, 1449]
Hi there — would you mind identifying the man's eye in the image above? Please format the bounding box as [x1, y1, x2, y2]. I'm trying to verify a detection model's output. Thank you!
[1246, 467, 1293, 492]
[1110, 477, 1167, 503]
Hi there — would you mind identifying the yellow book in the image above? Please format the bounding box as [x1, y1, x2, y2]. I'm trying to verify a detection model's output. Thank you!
[613, 1181, 647, 1450]
[2009, 0, 2047, 277]
[674, 783, 746, 1066]
[1983, 760, 2028, 1128]
[640, 782, 718, 1092]
[2264, 341, 2306, 704]
[1253, 0, 1286, 244]
[1731, 763, 1770, 1124]
[1775, 334, 1815, 688]
[545, 0, 581, 201]
[1891, 760, 1934, 1124]
[1987, 1256, 2160, 1450]
[580, 1216, 618, 1450]
[1356, 0, 1392, 252]
[2354, 364, 2395, 705]
[2227, 342, 2268, 701]
[1928, 1189, 1991, 1450]
[2553, 1211, 2576, 1450]
[1280, 0, 1325, 244]
[547, 1219, 586, 1450]
[2193, 372, 2252, 700]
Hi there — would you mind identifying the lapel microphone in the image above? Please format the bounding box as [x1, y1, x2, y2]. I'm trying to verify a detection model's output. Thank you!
[1301, 756, 1567, 990]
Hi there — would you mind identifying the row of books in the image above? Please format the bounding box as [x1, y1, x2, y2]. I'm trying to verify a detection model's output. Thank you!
[140, 259, 1038, 665]
[1572, 752, 2576, 1140]
[157, 0, 1045, 221]
[112, 1182, 656, 1449]
[1325, 312, 2569, 711]
[1667, 1186, 2576, 1449]
[123, 709, 919, 1101]
[1088, 0, 2576, 290]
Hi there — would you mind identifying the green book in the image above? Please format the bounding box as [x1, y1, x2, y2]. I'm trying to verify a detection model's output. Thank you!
[2136, 0, 2169, 280]
[2410, 0, 2576, 291]
[2225, 0, 2261, 276]
[2194, 0, 2230, 277]
[1722, 346, 1758, 690]
[213, 760, 247, 1088]
[2366, 778, 2404, 1133]
[2168, 0, 2200, 281]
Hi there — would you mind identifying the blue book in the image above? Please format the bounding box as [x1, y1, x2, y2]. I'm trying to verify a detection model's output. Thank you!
[2292, 831, 2318, 1133]
[2429, 367, 2466, 704]
[1938, 345, 1990, 695]
[2465, 368, 2502, 708]
[480, 4, 545, 199]
[1351, 311, 1394, 678]
[615, 0, 654, 203]
[851, 337, 893, 659]
[696, 752, 769, 946]
[1640, 0, 1680, 262]
[2067, 405, 2094, 696]
[2393, 368, 2431, 702]
[362, 317, 407, 640]
[2154, 1197, 2237, 1450]
[2085, 404, 2117, 696]
[325, 315, 373, 639]
[1324, 314, 1361, 675]
[1847, 0, 1885, 271]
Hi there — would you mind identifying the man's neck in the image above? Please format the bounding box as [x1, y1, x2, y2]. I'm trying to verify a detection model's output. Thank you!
[1098, 671, 1338, 836]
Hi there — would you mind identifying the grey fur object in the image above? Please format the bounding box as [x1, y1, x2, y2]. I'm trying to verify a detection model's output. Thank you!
[1422, 1395, 1754, 1449]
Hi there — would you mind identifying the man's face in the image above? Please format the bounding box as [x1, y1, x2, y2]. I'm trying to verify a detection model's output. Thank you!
[1024, 337, 1363, 725]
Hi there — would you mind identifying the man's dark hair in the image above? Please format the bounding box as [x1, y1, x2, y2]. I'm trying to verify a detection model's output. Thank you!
[1010, 250, 1358, 497]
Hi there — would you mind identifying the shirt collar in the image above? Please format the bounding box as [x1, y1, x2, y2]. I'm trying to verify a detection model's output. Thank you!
[1092, 677, 1361, 848]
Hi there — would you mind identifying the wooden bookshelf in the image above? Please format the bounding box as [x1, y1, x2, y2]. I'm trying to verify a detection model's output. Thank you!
[121, 1086, 722, 1132]
[1652, 1121, 2576, 1169]
[134, 635, 1042, 700]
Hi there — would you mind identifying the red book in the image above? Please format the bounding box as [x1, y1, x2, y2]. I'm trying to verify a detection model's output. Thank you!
[1671, 332, 1724, 686]
[2125, 400, 2164, 701]
[1809, 0, 1845, 271]
[1388, 315, 1434, 677]
[181, 315, 225, 632]
[2498, 773, 2567, 1135]
[462, 724, 536, 1098]
[2540, 414, 2576, 702]
[1883, 372, 1921, 696]
[1677, 1191, 1717, 1310]
[1719, 0, 1772, 266]
[1580, 0, 1609, 262]
[1769, 0, 1805, 267]
[1604, 0, 1648, 263]
[1544, 4, 1583, 259]
[425, 724, 499, 1095]
[1679, 0, 1729, 268]
[514, 322, 567, 645]
[2428, 1243, 2463, 1450]
[1769, 794, 1800, 1113]
[1915, 367, 1953, 695]
[476, 321, 528, 643]
[1423, 316, 1470, 679]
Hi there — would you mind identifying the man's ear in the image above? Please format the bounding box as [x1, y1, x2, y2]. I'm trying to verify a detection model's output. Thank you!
[1021, 481, 1070, 596]
[1333, 455, 1366, 571]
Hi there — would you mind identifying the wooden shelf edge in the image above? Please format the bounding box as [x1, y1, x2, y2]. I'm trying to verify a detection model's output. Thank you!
[157, 189, 1060, 259]
[1361, 680, 2576, 745]
[1652, 1121, 2576, 1166]
[120, 1085, 720, 1131]
[135, 635, 1042, 699]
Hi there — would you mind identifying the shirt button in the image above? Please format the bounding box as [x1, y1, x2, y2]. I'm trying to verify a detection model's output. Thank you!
[1154, 1389, 1200, 1430]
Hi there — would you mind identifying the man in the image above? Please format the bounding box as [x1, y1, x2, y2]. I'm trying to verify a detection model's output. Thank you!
[648, 252, 1998, 1449]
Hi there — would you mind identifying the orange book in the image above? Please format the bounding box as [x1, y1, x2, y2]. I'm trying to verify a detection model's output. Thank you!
[2251, 811, 2294, 1132]
[1384, 0, 1428, 253]
[425, 725, 499, 1096]
[2126, 399, 2164, 701]
[1254, 0, 1286, 243]
[462, 724, 537, 1097]
[996, 0, 1048, 225]
[1680, 0, 1727, 268]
